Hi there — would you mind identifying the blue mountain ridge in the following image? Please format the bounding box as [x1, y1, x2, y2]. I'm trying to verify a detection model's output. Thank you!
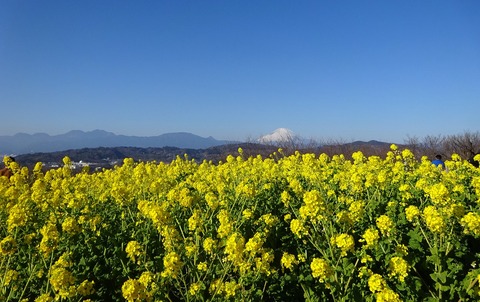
[0, 130, 234, 155]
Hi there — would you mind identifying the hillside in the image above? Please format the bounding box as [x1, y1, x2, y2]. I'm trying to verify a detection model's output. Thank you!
[7, 140, 400, 173]
[13, 143, 280, 171]
[0, 130, 233, 155]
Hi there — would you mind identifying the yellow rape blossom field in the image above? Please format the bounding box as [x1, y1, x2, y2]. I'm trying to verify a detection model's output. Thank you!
[2, 146, 480, 301]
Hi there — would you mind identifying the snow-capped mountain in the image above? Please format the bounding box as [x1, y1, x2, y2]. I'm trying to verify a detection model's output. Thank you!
[258, 128, 297, 144]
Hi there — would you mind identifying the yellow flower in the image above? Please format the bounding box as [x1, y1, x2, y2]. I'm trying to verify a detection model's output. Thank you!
[49, 266, 75, 298]
[377, 171, 388, 184]
[281, 190, 291, 206]
[426, 183, 450, 206]
[290, 219, 308, 238]
[461, 212, 480, 236]
[331, 233, 355, 256]
[3, 155, 15, 165]
[260, 213, 279, 227]
[125, 240, 143, 263]
[161, 251, 183, 278]
[361, 255, 373, 263]
[376, 215, 394, 236]
[77, 280, 95, 296]
[189, 281, 202, 296]
[0, 235, 17, 256]
[224, 280, 240, 298]
[62, 156, 72, 166]
[185, 241, 198, 257]
[37, 269, 44, 279]
[358, 266, 371, 278]
[203, 237, 216, 255]
[389, 256, 409, 282]
[395, 244, 409, 256]
[297, 253, 306, 263]
[173, 187, 195, 207]
[281, 252, 297, 270]
[349, 200, 364, 221]
[475, 154, 480, 162]
[224, 233, 245, 265]
[62, 216, 80, 234]
[160, 225, 180, 251]
[205, 192, 219, 209]
[7, 203, 29, 232]
[188, 209, 202, 232]
[217, 209, 233, 238]
[197, 262, 208, 271]
[289, 178, 304, 195]
[209, 279, 224, 295]
[138, 200, 170, 231]
[54, 252, 72, 268]
[352, 151, 365, 163]
[4, 269, 19, 286]
[121, 279, 146, 302]
[39, 222, 59, 256]
[368, 274, 386, 293]
[300, 190, 326, 222]
[253, 251, 273, 275]
[138, 271, 157, 298]
[361, 228, 380, 248]
[376, 288, 402, 302]
[310, 258, 333, 282]
[138, 271, 154, 287]
[242, 209, 254, 220]
[423, 206, 445, 233]
[34, 294, 53, 302]
[245, 232, 264, 255]
[336, 211, 353, 225]
[405, 205, 420, 222]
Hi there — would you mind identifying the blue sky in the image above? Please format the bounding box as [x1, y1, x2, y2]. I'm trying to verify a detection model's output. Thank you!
[1, 1, 479, 143]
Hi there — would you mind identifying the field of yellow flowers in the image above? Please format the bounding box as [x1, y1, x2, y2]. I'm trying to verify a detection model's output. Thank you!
[1, 146, 480, 301]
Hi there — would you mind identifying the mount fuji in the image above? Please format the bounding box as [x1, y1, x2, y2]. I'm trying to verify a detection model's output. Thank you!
[258, 128, 298, 144]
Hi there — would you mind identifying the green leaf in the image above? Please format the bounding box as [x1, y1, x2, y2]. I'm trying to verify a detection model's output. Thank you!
[430, 271, 448, 284]
[79, 256, 86, 266]
[407, 229, 423, 251]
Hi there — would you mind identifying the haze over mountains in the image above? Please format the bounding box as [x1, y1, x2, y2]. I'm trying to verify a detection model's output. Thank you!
[1, 128, 393, 157]
[0, 130, 234, 155]
[1, 128, 398, 171]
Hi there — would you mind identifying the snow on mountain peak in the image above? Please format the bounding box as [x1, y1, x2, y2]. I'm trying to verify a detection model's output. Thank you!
[258, 128, 296, 143]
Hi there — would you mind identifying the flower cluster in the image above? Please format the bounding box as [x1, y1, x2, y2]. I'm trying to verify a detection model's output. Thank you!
[1, 148, 480, 301]
[310, 258, 333, 283]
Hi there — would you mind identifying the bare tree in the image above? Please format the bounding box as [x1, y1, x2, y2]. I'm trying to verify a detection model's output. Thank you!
[444, 131, 480, 159]
[318, 138, 353, 157]
[421, 135, 446, 159]
[404, 135, 422, 158]
[401, 131, 480, 161]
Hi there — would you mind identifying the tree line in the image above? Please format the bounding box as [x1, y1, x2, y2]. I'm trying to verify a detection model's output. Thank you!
[262, 131, 480, 163]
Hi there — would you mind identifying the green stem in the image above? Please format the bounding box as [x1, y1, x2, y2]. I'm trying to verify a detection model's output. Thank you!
[418, 224, 433, 250]
[343, 258, 359, 297]
[18, 250, 38, 301]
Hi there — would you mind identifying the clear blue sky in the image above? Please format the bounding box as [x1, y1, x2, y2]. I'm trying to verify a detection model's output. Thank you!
[1, 1, 479, 143]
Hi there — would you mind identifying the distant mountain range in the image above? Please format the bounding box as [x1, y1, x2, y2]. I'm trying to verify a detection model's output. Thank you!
[12, 140, 394, 171]
[5, 132, 395, 171]
[0, 130, 234, 155]
[14, 143, 280, 170]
